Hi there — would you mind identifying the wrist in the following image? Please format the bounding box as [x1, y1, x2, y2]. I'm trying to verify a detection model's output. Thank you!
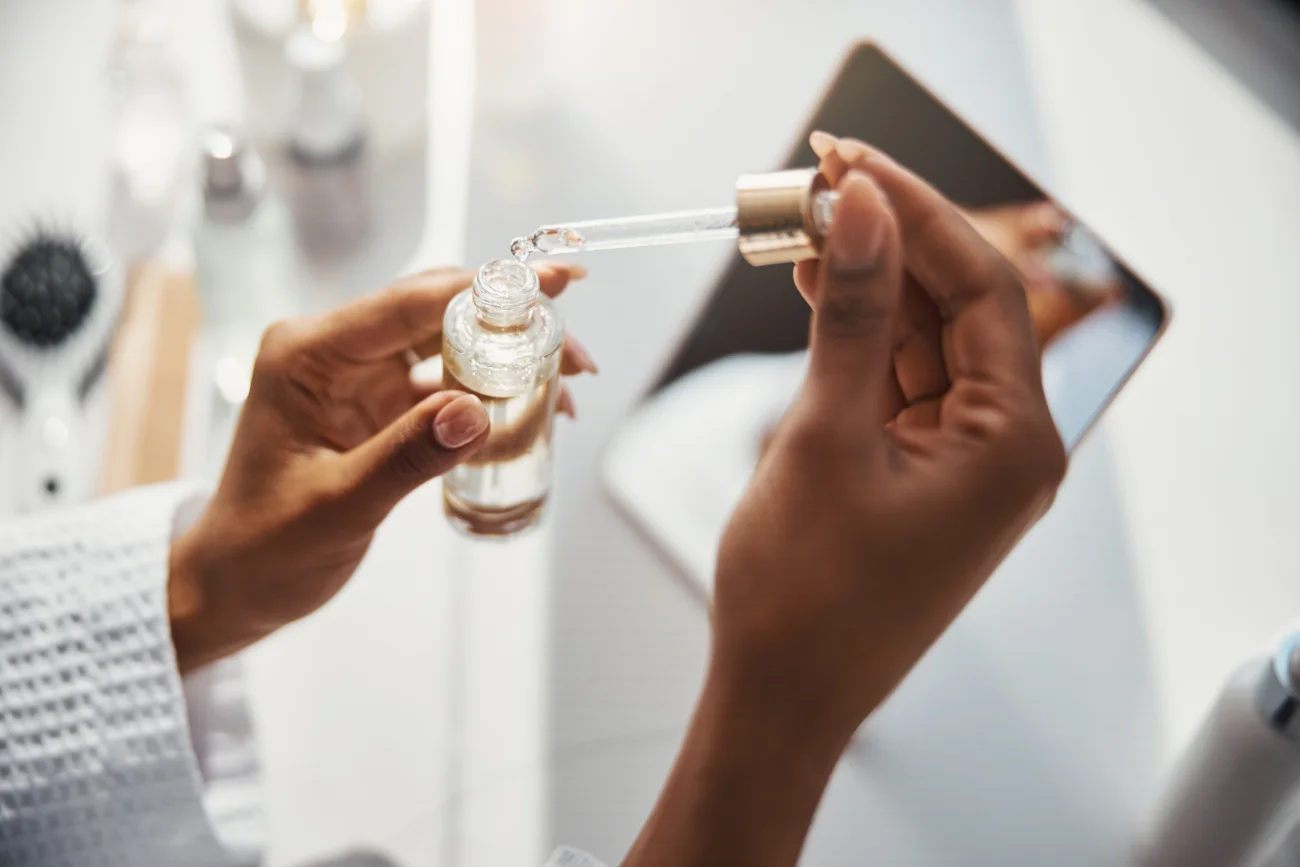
[168, 520, 265, 674]
[698, 659, 855, 773]
[706, 637, 871, 751]
[623, 662, 850, 867]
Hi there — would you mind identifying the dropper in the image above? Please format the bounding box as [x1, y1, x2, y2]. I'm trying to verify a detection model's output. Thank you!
[512, 168, 839, 267]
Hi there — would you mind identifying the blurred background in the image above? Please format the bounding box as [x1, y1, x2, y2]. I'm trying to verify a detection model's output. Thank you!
[1, 0, 1299, 865]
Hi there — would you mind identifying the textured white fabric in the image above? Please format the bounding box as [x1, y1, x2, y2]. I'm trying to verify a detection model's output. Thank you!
[183, 659, 261, 863]
[544, 847, 609, 867]
[0, 481, 594, 866]
[0, 483, 255, 866]
[172, 493, 262, 864]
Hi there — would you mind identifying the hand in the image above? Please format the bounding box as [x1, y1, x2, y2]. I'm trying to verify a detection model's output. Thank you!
[167, 263, 594, 673]
[752, 199, 1107, 457]
[964, 201, 1118, 348]
[622, 136, 1065, 867]
[714, 132, 1066, 740]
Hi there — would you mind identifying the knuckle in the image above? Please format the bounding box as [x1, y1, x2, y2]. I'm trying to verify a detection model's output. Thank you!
[985, 255, 1026, 298]
[378, 282, 424, 343]
[387, 447, 433, 488]
[779, 409, 868, 474]
[384, 421, 441, 486]
[949, 381, 1014, 440]
[376, 280, 407, 308]
[943, 257, 1022, 320]
[255, 316, 314, 374]
[909, 206, 950, 256]
[953, 383, 1066, 491]
[817, 289, 890, 340]
[1036, 422, 1069, 489]
[990, 409, 1067, 493]
[781, 414, 833, 456]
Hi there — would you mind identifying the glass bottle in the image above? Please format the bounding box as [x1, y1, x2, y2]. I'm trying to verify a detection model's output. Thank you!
[441, 259, 564, 536]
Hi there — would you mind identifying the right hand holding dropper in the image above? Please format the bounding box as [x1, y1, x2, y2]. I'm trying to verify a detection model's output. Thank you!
[718, 131, 1066, 738]
[624, 135, 1066, 867]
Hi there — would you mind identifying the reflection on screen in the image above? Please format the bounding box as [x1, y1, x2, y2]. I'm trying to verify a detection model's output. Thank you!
[645, 47, 1164, 451]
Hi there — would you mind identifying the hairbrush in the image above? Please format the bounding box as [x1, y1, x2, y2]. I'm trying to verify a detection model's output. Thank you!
[0, 225, 122, 513]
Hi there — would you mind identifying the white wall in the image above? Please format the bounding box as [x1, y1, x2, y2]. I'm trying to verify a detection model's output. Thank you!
[1017, 0, 1300, 753]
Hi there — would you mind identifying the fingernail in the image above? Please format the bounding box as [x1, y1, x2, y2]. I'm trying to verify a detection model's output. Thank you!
[434, 394, 488, 448]
[557, 387, 577, 419]
[567, 335, 599, 374]
[810, 130, 838, 157]
[835, 137, 870, 164]
[828, 172, 888, 272]
[534, 261, 589, 287]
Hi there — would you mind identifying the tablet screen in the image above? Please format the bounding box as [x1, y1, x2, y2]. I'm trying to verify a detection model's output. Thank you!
[604, 43, 1168, 589]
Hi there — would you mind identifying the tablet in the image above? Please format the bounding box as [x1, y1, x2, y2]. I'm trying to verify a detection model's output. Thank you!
[602, 42, 1170, 592]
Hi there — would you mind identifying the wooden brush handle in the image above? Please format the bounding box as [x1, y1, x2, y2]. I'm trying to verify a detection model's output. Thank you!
[99, 262, 199, 494]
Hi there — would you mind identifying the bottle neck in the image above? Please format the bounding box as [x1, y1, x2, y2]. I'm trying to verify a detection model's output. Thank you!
[472, 259, 540, 328]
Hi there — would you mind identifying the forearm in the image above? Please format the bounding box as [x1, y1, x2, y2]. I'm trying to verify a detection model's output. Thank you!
[623, 667, 849, 867]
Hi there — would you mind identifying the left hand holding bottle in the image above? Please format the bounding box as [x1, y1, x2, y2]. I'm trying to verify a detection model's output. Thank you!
[168, 263, 595, 672]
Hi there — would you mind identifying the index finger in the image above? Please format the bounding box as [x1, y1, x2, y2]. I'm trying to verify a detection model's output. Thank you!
[830, 140, 1040, 387]
[308, 261, 588, 362]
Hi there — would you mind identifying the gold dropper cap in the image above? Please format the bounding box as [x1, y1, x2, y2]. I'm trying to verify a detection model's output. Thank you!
[735, 168, 831, 266]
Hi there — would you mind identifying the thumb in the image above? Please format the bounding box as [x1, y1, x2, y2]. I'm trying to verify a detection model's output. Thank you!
[343, 391, 489, 520]
[806, 170, 903, 425]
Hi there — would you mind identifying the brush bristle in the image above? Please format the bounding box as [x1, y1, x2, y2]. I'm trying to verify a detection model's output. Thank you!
[1, 234, 97, 348]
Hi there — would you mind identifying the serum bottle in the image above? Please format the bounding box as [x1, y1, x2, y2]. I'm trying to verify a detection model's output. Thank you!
[442, 259, 564, 536]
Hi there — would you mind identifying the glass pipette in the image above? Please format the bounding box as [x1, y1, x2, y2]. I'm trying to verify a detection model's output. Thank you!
[511, 169, 840, 265]
[510, 206, 746, 260]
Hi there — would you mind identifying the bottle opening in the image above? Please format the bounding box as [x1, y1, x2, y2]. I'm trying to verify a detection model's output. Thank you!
[472, 258, 539, 327]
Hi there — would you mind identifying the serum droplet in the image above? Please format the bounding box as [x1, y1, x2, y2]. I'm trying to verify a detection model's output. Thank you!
[510, 237, 533, 262]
